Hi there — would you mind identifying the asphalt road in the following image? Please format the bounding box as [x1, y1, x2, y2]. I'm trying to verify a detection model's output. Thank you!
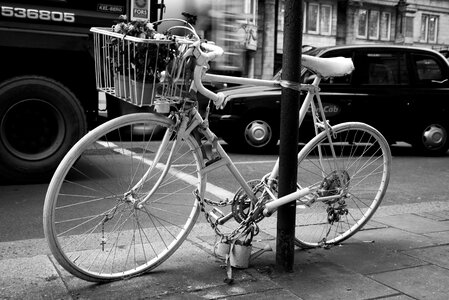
[0, 143, 448, 243]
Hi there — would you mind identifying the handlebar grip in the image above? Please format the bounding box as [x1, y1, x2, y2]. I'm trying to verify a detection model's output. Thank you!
[200, 42, 224, 61]
[192, 41, 224, 65]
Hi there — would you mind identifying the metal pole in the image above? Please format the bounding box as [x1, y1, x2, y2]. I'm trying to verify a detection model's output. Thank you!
[276, 0, 303, 272]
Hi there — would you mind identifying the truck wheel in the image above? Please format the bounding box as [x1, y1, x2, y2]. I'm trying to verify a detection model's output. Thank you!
[0, 76, 87, 182]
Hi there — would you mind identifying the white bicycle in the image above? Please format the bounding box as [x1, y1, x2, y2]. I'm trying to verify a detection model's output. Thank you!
[43, 19, 391, 282]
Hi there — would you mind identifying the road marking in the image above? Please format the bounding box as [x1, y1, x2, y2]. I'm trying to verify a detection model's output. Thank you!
[232, 160, 277, 165]
[171, 159, 277, 168]
[96, 141, 234, 200]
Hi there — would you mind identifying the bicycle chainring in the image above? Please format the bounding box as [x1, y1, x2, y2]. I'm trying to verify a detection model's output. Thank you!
[231, 179, 266, 223]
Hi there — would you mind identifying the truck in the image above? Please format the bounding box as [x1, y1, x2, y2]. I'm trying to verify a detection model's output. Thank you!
[0, 0, 162, 182]
[0, 0, 254, 183]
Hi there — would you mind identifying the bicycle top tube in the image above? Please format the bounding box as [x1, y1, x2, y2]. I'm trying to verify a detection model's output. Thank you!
[182, 38, 354, 110]
[164, 20, 354, 110]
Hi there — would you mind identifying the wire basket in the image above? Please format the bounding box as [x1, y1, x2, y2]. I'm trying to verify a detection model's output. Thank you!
[91, 27, 190, 108]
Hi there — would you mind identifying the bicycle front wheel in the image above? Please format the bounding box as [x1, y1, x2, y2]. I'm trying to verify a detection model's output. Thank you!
[295, 122, 391, 248]
[43, 113, 205, 282]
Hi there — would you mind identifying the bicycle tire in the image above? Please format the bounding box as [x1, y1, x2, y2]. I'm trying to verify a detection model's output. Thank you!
[43, 113, 205, 282]
[294, 122, 391, 248]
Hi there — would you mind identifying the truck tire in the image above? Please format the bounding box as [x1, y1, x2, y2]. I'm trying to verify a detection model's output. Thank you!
[0, 76, 87, 182]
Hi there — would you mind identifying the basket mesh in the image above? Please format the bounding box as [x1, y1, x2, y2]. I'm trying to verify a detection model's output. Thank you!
[92, 27, 190, 107]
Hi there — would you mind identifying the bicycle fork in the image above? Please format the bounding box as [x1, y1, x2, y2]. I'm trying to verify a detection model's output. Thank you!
[128, 115, 189, 208]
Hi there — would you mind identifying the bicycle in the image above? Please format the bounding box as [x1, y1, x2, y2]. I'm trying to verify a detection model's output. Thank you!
[43, 19, 391, 282]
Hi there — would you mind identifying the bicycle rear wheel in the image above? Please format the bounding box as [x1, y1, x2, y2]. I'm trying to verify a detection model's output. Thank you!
[295, 122, 391, 248]
[43, 113, 205, 282]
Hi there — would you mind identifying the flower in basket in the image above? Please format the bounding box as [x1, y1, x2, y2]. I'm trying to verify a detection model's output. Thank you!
[112, 15, 156, 39]
[111, 15, 178, 84]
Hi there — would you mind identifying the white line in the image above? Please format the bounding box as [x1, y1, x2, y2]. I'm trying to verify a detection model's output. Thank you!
[96, 141, 234, 200]
[172, 160, 277, 168]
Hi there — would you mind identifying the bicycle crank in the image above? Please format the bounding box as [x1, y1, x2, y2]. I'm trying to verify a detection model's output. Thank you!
[232, 179, 268, 223]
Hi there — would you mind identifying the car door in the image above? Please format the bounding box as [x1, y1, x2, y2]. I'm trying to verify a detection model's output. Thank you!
[352, 48, 411, 141]
[319, 48, 412, 143]
[405, 50, 449, 151]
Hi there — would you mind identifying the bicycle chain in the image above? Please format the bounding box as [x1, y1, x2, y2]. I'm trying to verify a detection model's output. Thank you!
[193, 186, 263, 242]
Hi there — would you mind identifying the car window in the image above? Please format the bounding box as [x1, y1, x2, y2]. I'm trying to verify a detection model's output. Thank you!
[411, 54, 444, 82]
[357, 52, 408, 85]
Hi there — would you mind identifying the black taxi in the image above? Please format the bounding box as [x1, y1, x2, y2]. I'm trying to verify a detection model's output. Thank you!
[209, 45, 449, 155]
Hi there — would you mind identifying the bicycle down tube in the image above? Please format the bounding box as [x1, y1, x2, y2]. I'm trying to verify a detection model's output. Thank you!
[198, 72, 331, 216]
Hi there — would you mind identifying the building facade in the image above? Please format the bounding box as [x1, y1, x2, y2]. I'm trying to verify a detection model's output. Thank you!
[255, 0, 449, 79]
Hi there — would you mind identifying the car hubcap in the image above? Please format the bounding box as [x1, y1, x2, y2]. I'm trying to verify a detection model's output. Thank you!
[244, 120, 271, 148]
[422, 124, 447, 150]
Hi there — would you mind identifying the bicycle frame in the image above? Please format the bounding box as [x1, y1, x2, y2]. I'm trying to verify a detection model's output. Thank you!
[136, 68, 338, 220]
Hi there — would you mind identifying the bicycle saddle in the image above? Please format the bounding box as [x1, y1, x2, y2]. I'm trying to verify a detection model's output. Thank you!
[302, 55, 354, 78]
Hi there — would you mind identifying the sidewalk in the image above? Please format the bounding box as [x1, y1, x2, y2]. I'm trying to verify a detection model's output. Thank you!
[2, 201, 449, 299]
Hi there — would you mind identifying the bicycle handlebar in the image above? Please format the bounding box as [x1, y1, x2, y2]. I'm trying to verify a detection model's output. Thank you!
[200, 42, 225, 62]
[188, 40, 226, 109]
[191, 40, 224, 65]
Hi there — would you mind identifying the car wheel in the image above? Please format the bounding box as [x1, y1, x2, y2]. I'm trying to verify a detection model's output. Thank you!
[412, 122, 449, 156]
[226, 115, 279, 152]
[0, 76, 87, 182]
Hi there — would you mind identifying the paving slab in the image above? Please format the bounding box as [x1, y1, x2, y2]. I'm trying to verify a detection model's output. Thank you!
[185, 281, 300, 300]
[374, 201, 449, 217]
[373, 213, 449, 234]
[359, 220, 389, 230]
[417, 210, 449, 222]
[351, 227, 437, 250]
[369, 264, 449, 300]
[55, 239, 279, 299]
[0, 255, 69, 300]
[423, 231, 449, 245]
[263, 261, 398, 300]
[404, 244, 449, 269]
[377, 294, 415, 300]
[0, 238, 50, 260]
[312, 240, 426, 275]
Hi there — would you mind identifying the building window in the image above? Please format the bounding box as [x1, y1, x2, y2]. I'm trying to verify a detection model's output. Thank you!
[302, 1, 333, 35]
[357, 8, 393, 41]
[307, 3, 319, 34]
[320, 5, 332, 35]
[405, 16, 414, 38]
[244, 0, 257, 24]
[357, 9, 368, 38]
[368, 10, 380, 39]
[380, 12, 391, 40]
[276, 0, 334, 52]
[420, 14, 438, 43]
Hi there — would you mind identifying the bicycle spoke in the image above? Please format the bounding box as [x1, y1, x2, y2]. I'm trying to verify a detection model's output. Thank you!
[295, 123, 391, 247]
[44, 114, 203, 281]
